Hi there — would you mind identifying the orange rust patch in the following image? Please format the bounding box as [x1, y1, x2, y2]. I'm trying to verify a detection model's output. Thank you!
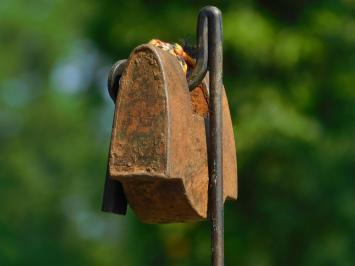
[190, 85, 209, 118]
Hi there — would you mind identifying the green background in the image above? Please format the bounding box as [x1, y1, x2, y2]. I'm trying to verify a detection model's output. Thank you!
[1, 0, 354, 265]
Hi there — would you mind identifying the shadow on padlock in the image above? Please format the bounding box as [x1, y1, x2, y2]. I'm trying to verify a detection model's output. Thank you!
[102, 43, 237, 224]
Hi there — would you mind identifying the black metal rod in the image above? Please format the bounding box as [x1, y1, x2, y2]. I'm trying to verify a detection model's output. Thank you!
[208, 8, 224, 266]
[190, 6, 224, 266]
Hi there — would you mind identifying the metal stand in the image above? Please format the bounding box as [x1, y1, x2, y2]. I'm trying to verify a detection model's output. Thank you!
[188, 6, 224, 266]
[104, 5, 225, 265]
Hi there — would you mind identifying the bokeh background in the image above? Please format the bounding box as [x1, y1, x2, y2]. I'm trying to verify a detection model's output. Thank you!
[1, 0, 354, 265]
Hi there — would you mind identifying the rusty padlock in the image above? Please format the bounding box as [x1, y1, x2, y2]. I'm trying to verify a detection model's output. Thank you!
[102, 42, 237, 223]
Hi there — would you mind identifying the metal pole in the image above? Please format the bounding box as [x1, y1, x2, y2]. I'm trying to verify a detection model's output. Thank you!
[208, 8, 224, 266]
[188, 6, 224, 266]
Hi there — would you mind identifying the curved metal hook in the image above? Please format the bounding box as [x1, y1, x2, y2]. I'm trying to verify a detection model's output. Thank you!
[188, 6, 223, 91]
[187, 11, 208, 90]
[191, 6, 224, 266]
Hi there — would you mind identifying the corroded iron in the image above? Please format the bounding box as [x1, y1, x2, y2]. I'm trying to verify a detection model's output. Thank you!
[105, 43, 237, 224]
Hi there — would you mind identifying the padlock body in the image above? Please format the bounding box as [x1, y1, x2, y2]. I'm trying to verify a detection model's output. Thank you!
[109, 44, 237, 223]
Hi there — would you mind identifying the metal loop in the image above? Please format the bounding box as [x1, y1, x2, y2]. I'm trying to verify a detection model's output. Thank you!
[107, 59, 127, 102]
[188, 6, 223, 91]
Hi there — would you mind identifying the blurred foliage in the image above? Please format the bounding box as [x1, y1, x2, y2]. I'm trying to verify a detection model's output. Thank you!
[1, 0, 354, 265]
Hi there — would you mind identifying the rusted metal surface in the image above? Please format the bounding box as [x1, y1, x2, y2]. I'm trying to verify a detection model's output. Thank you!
[111, 49, 167, 174]
[106, 43, 237, 223]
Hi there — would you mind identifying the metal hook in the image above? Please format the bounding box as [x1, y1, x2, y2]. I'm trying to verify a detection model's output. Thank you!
[191, 6, 225, 266]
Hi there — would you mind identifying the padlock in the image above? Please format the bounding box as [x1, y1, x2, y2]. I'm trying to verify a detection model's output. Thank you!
[103, 43, 237, 224]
